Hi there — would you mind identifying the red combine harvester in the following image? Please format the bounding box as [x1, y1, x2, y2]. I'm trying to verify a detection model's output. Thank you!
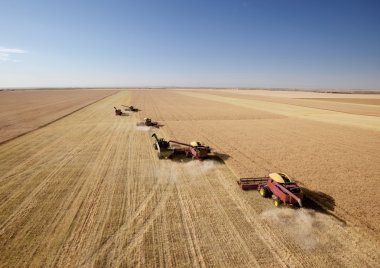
[238, 173, 303, 207]
[152, 134, 211, 160]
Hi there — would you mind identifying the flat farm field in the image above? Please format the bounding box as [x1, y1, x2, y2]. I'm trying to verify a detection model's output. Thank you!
[0, 89, 117, 143]
[0, 89, 379, 267]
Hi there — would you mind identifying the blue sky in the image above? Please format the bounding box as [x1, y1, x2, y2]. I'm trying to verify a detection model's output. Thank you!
[1, 0, 379, 89]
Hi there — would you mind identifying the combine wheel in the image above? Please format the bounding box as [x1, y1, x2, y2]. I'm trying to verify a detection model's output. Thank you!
[259, 187, 269, 198]
[274, 199, 281, 207]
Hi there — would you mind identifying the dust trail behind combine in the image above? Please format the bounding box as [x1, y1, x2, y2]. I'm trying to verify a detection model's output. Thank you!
[261, 209, 323, 250]
[135, 125, 152, 132]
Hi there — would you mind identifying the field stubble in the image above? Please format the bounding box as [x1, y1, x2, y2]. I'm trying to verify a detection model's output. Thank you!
[0, 90, 379, 267]
[0, 89, 117, 144]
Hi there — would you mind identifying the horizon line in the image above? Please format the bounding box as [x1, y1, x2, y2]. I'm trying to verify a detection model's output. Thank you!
[1, 86, 380, 94]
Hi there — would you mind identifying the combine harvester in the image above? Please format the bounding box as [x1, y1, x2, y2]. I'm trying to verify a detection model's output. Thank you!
[152, 133, 211, 160]
[136, 118, 159, 128]
[114, 107, 123, 116]
[123, 105, 139, 112]
[238, 173, 303, 207]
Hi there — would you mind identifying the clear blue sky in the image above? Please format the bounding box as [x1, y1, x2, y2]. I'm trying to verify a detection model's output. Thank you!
[1, 0, 379, 89]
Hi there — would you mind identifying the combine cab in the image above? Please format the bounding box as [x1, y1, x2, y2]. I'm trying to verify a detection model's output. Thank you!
[238, 173, 303, 207]
[136, 118, 159, 127]
[151, 133, 211, 161]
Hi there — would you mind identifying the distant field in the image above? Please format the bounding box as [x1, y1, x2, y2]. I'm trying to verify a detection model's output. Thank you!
[0, 89, 117, 143]
[305, 98, 380, 105]
[229, 89, 380, 99]
[203, 90, 380, 116]
[0, 89, 379, 267]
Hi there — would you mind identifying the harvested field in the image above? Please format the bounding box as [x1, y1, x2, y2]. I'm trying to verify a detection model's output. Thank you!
[205, 90, 380, 116]
[227, 89, 380, 99]
[305, 98, 380, 106]
[0, 89, 117, 143]
[0, 89, 379, 267]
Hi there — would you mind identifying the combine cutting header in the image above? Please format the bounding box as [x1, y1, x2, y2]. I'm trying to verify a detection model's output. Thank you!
[152, 133, 211, 160]
[238, 173, 303, 207]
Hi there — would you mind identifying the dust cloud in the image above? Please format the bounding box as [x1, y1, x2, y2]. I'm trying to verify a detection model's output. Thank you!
[261, 209, 322, 249]
[135, 126, 152, 132]
[183, 159, 221, 176]
[154, 161, 179, 184]
[153, 159, 221, 185]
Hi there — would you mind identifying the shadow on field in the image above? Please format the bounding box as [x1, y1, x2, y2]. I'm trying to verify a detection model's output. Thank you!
[115, 112, 128, 116]
[164, 151, 230, 164]
[302, 188, 346, 225]
[211, 152, 230, 162]
[167, 152, 193, 163]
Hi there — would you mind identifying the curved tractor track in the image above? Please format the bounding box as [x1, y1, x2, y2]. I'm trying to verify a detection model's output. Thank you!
[0, 90, 379, 267]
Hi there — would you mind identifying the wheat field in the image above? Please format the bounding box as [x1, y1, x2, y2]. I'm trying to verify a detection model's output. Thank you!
[0, 89, 379, 267]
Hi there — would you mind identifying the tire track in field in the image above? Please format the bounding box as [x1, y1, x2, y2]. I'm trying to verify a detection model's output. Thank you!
[111, 186, 172, 267]
[81, 164, 173, 266]
[50, 111, 130, 266]
[0, 96, 110, 192]
[174, 178, 207, 267]
[0, 96, 115, 226]
[0, 123, 102, 233]
[0, 92, 128, 266]
[78, 122, 174, 266]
